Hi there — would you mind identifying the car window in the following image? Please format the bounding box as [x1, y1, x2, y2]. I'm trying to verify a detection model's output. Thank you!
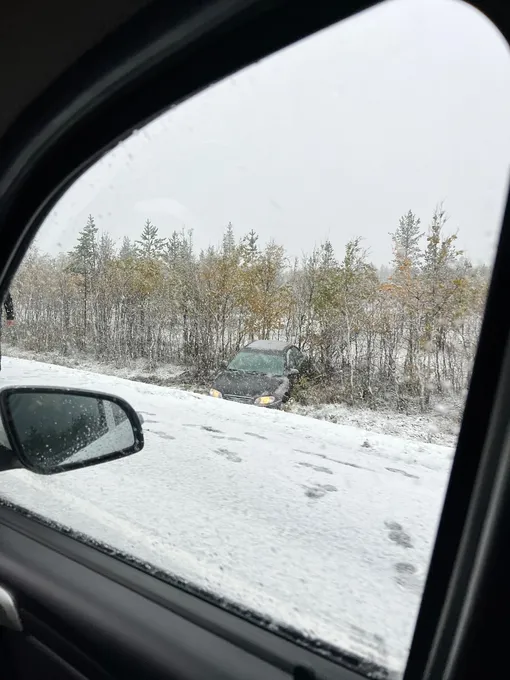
[288, 347, 302, 370]
[227, 351, 285, 375]
[1, 0, 508, 677]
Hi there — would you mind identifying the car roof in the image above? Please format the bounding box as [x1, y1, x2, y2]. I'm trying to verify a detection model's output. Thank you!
[244, 340, 293, 352]
[0, 0, 151, 138]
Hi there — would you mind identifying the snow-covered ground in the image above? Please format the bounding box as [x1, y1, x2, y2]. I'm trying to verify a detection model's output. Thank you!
[290, 401, 460, 447]
[0, 357, 455, 677]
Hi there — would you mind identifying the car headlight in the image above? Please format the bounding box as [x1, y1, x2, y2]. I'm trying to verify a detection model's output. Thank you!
[255, 395, 276, 406]
[210, 389, 222, 398]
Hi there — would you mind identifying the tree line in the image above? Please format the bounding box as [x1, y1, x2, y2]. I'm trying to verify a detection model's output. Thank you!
[9, 207, 490, 411]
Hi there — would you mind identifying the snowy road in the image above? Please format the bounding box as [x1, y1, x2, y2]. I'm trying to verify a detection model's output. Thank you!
[0, 357, 454, 676]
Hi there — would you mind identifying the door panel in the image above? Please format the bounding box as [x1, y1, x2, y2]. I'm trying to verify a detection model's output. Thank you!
[0, 505, 352, 680]
[3, 628, 98, 680]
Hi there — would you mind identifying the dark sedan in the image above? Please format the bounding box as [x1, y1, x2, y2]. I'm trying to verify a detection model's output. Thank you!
[210, 340, 306, 408]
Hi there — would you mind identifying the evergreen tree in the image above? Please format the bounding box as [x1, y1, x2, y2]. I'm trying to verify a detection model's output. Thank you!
[119, 236, 135, 259]
[390, 210, 423, 271]
[166, 231, 183, 263]
[135, 219, 166, 259]
[241, 229, 259, 260]
[422, 205, 460, 277]
[165, 228, 194, 266]
[70, 214, 98, 274]
[222, 222, 236, 255]
[68, 214, 99, 349]
[98, 232, 115, 264]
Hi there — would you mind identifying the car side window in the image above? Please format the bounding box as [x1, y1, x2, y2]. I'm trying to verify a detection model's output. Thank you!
[288, 347, 301, 370]
[1, 1, 508, 678]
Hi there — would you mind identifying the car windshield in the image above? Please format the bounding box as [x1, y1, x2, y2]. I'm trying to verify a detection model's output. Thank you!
[0, 1, 507, 678]
[227, 351, 285, 375]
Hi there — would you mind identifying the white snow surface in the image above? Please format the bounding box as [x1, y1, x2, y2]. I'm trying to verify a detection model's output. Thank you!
[247, 340, 290, 350]
[0, 357, 455, 677]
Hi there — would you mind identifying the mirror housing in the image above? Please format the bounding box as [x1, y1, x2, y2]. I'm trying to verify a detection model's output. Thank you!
[219, 360, 228, 369]
[288, 368, 299, 376]
[0, 386, 144, 475]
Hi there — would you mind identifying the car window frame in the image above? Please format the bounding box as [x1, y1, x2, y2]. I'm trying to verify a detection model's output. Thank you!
[0, 1, 509, 679]
[285, 349, 293, 371]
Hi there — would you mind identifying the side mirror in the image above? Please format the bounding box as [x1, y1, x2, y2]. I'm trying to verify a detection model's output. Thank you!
[288, 368, 299, 376]
[219, 360, 228, 369]
[0, 387, 144, 475]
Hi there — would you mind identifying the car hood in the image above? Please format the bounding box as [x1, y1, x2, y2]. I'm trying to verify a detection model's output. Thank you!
[212, 370, 288, 399]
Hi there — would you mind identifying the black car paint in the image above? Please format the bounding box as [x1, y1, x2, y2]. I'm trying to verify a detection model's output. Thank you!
[211, 346, 301, 407]
[213, 371, 290, 406]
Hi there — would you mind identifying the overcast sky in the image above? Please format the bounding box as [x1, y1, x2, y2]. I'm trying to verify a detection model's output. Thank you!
[37, 0, 510, 267]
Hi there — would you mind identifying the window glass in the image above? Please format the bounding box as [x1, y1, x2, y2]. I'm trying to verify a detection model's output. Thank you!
[288, 347, 302, 369]
[0, 0, 508, 676]
[227, 351, 285, 375]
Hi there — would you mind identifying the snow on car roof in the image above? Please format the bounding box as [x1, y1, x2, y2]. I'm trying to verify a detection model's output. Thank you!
[246, 340, 290, 351]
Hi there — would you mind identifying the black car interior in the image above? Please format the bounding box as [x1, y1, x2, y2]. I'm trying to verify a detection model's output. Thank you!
[1, 1, 510, 679]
